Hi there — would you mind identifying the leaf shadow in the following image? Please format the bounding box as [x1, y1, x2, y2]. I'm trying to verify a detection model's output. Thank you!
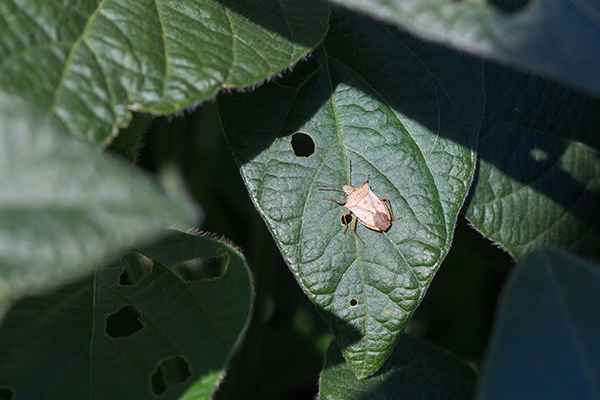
[220, 5, 599, 255]
[318, 307, 364, 354]
[463, 61, 600, 256]
[217, 0, 330, 48]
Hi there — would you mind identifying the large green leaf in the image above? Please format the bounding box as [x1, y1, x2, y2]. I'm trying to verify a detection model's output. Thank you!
[218, 8, 482, 378]
[0, 0, 329, 145]
[465, 63, 600, 260]
[328, 0, 600, 97]
[0, 230, 253, 400]
[0, 92, 195, 322]
[319, 335, 476, 399]
[477, 248, 600, 399]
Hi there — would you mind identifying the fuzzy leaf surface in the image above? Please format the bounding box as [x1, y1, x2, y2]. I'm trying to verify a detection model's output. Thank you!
[219, 8, 482, 378]
[0, 0, 329, 144]
[465, 63, 600, 259]
[0, 230, 253, 400]
[478, 248, 600, 399]
[329, 0, 600, 97]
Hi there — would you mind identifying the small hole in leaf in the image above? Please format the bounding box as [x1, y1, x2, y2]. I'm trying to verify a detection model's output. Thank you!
[119, 252, 153, 286]
[276, 56, 321, 88]
[291, 132, 315, 157]
[151, 355, 191, 395]
[0, 387, 14, 400]
[488, 0, 529, 12]
[341, 213, 353, 226]
[105, 305, 144, 338]
[349, 298, 358, 307]
[173, 255, 229, 282]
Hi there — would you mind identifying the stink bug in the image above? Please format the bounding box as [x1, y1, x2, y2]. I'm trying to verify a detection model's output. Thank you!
[320, 174, 398, 251]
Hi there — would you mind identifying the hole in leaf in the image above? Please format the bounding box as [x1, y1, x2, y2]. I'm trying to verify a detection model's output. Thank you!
[341, 213, 353, 226]
[349, 298, 358, 307]
[119, 252, 153, 286]
[0, 387, 14, 400]
[276, 56, 320, 88]
[150, 355, 191, 395]
[291, 132, 315, 157]
[488, 0, 529, 12]
[173, 255, 229, 282]
[105, 305, 144, 338]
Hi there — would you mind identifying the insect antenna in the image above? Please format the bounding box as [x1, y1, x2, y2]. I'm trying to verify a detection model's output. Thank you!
[316, 184, 345, 191]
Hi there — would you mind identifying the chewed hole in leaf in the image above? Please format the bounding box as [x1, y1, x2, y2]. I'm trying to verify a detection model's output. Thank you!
[488, 0, 530, 12]
[291, 132, 315, 157]
[276, 56, 321, 88]
[150, 355, 191, 395]
[105, 305, 144, 338]
[341, 213, 353, 226]
[349, 298, 358, 307]
[0, 387, 14, 400]
[118, 252, 153, 286]
[173, 255, 229, 282]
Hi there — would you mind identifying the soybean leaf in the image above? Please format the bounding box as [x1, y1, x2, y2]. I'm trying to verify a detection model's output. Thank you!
[0, 230, 253, 400]
[319, 335, 476, 399]
[109, 112, 153, 163]
[0, 92, 195, 322]
[477, 248, 600, 399]
[328, 0, 600, 97]
[0, 0, 330, 144]
[465, 63, 600, 260]
[218, 8, 482, 378]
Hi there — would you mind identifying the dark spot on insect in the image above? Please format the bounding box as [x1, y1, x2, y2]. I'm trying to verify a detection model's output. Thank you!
[341, 213, 353, 226]
[276, 56, 321, 88]
[173, 255, 229, 282]
[291, 132, 315, 157]
[0, 387, 14, 400]
[488, 0, 529, 12]
[151, 355, 191, 395]
[105, 305, 144, 338]
[118, 252, 153, 286]
[374, 211, 391, 231]
[349, 298, 358, 307]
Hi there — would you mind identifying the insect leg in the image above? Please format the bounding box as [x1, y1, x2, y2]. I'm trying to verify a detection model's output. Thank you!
[324, 197, 347, 205]
[341, 210, 352, 233]
[348, 215, 366, 252]
[380, 197, 400, 221]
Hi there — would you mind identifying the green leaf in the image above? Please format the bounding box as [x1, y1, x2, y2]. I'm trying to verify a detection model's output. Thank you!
[477, 248, 600, 399]
[0, 92, 195, 322]
[465, 63, 600, 260]
[319, 335, 477, 399]
[0, 0, 330, 145]
[109, 112, 154, 163]
[218, 8, 482, 378]
[0, 230, 254, 400]
[328, 0, 600, 97]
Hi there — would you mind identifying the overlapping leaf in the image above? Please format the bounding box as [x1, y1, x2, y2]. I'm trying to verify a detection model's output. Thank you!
[218, 8, 482, 377]
[0, 92, 195, 321]
[465, 63, 600, 259]
[0, 0, 329, 144]
[478, 248, 600, 399]
[329, 0, 600, 97]
[319, 335, 476, 399]
[0, 230, 253, 400]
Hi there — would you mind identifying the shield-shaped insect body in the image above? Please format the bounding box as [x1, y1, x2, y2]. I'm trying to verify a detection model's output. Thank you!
[321, 175, 398, 251]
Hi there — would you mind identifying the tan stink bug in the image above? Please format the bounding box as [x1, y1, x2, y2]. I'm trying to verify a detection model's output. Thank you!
[320, 174, 398, 251]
